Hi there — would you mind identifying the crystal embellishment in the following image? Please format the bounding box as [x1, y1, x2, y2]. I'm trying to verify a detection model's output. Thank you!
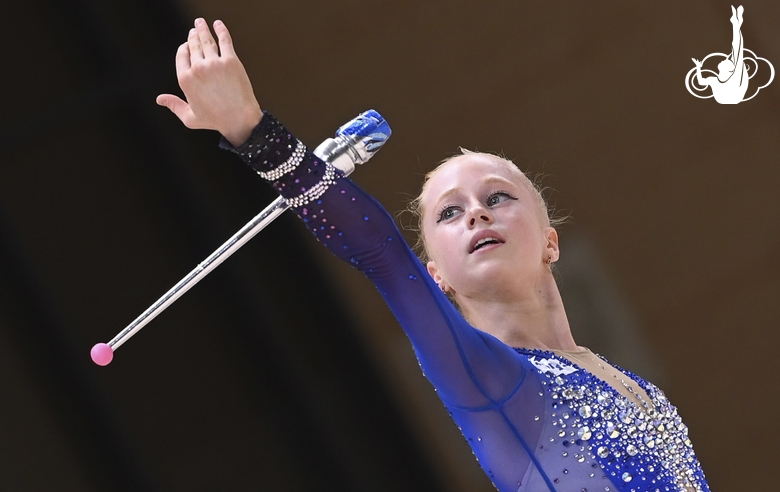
[520, 348, 709, 492]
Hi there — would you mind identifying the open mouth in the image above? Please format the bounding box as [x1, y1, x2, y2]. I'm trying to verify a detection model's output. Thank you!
[471, 237, 502, 253]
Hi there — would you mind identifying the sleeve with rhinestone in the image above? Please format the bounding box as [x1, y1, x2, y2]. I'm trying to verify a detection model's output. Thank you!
[220, 112, 528, 410]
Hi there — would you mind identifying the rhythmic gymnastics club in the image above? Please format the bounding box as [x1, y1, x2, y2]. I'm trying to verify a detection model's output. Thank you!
[91, 110, 391, 366]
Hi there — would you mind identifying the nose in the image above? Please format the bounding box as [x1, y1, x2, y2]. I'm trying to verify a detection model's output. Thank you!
[467, 202, 493, 228]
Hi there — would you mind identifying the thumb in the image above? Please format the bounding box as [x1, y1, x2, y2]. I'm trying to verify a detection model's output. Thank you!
[156, 94, 195, 126]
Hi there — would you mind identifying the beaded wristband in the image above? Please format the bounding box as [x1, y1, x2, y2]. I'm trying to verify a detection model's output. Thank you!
[256, 139, 306, 181]
[285, 162, 337, 208]
[219, 111, 340, 209]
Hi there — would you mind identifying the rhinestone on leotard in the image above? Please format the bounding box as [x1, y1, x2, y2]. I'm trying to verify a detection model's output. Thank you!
[524, 348, 708, 491]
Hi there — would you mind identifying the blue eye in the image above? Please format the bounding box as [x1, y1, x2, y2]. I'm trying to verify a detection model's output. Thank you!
[487, 191, 517, 206]
[436, 206, 460, 223]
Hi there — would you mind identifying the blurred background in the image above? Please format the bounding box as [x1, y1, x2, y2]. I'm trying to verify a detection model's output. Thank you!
[2, 0, 778, 490]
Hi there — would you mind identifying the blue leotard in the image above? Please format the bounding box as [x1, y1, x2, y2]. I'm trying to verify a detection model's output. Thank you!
[220, 112, 710, 492]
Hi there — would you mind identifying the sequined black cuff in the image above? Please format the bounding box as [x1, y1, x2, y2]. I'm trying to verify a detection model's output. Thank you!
[218, 110, 295, 174]
[219, 110, 339, 207]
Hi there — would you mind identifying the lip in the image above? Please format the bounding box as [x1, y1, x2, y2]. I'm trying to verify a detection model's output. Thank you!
[469, 229, 506, 254]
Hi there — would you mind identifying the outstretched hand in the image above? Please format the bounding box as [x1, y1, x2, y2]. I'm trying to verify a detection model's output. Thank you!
[156, 19, 262, 147]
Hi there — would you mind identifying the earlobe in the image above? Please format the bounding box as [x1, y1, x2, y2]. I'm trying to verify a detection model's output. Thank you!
[427, 260, 450, 293]
[545, 227, 560, 263]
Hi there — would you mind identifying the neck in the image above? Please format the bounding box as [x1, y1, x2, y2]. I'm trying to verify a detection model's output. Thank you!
[456, 271, 577, 351]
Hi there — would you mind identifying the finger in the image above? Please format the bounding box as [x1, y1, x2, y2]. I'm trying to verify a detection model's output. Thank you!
[175, 42, 191, 76]
[156, 94, 186, 112]
[213, 20, 236, 57]
[195, 18, 219, 58]
[156, 94, 195, 126]
[188, 28, 203, 61]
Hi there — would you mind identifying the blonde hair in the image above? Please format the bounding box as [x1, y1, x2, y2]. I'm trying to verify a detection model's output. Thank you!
[405, 149, 561, 264]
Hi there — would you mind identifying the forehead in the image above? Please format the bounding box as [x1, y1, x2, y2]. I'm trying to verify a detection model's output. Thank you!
[421, 155, 526, 207]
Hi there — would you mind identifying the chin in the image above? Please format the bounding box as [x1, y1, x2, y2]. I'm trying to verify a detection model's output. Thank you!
[464, 264, 525, 290]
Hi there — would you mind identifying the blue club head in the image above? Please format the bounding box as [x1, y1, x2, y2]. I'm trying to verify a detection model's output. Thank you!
[336, 110, 391, 148]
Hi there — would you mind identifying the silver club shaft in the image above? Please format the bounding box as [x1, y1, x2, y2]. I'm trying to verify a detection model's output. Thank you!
[109, 196, 288, 349]
[104, 109, 391, 352]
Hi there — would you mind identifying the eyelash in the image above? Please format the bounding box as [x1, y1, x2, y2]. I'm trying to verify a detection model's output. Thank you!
[436, 190, 518, 223]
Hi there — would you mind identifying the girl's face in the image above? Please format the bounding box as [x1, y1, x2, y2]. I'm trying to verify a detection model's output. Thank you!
[420, 155, 558, 300]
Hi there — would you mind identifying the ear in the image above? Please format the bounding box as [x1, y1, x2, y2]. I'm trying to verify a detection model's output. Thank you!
[544, 227, 560, 263]
[427, 260, 450, 293]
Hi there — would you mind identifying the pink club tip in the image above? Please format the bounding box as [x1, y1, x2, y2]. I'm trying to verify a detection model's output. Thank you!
[91, 343, 114, 366]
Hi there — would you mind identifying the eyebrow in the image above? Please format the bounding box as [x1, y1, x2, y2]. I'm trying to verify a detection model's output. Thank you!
[434, 175, 518, 205]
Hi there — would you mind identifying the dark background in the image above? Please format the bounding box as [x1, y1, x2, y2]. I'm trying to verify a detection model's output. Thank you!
[2, 0, 778, 490]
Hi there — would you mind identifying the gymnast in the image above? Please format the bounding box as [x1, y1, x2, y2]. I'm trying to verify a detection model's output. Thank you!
[157, 18, 711, 492]
[692, 5, 747, 104]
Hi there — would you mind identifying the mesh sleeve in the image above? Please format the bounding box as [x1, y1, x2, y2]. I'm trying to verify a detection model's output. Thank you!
[219, 112, 527, 409]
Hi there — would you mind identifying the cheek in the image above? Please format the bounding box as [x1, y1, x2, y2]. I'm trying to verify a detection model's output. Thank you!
[424, 224, 458, 269]
[424, 227, 445, 261]
[506, 214, 547, 254]
[420, 221, 439, 260]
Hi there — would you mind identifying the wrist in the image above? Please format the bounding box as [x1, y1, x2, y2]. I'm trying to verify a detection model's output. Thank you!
[222, 104, 263, 147]
[219, 111, 337, 211]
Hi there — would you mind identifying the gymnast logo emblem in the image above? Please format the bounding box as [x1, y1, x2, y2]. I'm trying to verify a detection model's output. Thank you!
[528, 356, 578, 376]
[685, 5, 774, 104]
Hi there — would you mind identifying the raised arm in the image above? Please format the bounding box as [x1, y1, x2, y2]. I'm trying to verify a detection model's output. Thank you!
[157, 19, 529, 409]
[691, 58, 710, 87]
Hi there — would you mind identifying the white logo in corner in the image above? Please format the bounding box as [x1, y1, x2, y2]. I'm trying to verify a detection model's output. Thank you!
[685, 5, 774, 104]
[528, 356, 578, 376]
